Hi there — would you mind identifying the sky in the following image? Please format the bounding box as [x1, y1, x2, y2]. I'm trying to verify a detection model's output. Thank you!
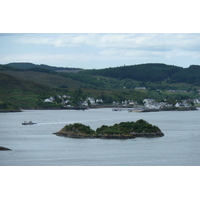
[1, 33, 200, 69]
[1, 1, 200, 70]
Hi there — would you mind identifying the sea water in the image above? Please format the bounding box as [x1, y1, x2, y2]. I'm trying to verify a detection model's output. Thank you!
[0, 108, 200, 166]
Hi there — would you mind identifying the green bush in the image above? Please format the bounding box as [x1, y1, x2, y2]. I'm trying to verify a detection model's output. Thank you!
[96, 120, 160, 135]
[61, 120, 161, 137]
[63, 123, 95, 135]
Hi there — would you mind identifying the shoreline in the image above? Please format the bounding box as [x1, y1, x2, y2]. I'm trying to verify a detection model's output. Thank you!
[53, 131, 164, 139]
[0, 105, 198, 113]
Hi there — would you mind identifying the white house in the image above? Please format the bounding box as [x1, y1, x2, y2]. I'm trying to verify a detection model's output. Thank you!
[135, 87, 146, 90]
[87, 97, 95, 105]
[143, 99, 161, 109]
[143, 99, 155, 105]
[175, 102, 190, 108]
[44, 96, 54, 103]
[193, 98, 200, 104]
[96, 99, 103, 103]
[82, 97, 96, 106]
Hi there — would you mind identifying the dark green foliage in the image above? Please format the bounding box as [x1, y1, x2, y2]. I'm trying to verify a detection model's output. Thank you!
[60, 72, 107, 89]
[70, 88, 87, 107]
[61, 120, 161, 137]
[79, 63, 182, 82]
[79, 63, 200, 86]
[0, 100, 19, 110]
[63, 123, 95, 135]
[171, 65, 200, 85]
[57, 120, 164, 138]
[5, 62, 83, 72]
[96, 119, 161, 135]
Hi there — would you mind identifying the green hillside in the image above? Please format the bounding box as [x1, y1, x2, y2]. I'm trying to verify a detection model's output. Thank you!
[5, 62, 83, 72]
[0, 72, 55, 109]
[79, 63, 200, 85]
[1, 70, 84, 89]
[1, 62, 200, 110]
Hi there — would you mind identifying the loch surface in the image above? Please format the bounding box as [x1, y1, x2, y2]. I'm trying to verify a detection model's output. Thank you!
[0, 108, 200, 166]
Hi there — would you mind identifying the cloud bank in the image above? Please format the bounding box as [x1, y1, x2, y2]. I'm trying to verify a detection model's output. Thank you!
[1, 33, 200, 68]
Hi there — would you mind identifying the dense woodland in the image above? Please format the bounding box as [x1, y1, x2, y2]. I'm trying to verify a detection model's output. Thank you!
[79, 63, 200, 85]
[0, 62, 200, 110]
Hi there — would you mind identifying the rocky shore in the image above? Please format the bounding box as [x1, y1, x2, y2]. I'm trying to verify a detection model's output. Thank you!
[53, 131, 137, 139]
[0, 109, 22, 113]
[54, 131, 164, 139]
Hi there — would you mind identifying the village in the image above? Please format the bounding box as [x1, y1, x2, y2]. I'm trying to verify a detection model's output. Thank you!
[43, 94, 199, 111]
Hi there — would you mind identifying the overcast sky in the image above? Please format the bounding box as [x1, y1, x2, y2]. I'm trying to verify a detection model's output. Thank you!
[1, 33, 200, 69]
[1, 1, 200, 69]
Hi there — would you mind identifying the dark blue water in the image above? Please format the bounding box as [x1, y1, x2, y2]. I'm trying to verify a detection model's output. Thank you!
[1, 108, 200, 165]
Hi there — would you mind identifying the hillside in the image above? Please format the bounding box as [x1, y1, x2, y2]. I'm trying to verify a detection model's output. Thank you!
[0, 72, 55, 109]
[1, 70, 86, 89]
[79, 63, 200, 85]
[5, 62, 83, 73]
[1, 62, 200, 109]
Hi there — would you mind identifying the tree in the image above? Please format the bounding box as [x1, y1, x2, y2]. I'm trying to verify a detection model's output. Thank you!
[70, 88, 86, 107]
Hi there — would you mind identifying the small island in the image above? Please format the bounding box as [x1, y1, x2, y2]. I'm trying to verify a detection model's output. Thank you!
[0, 146, 11, 151]
[53, 119, 164, 139]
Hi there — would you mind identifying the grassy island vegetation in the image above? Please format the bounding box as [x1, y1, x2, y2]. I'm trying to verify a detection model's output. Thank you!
[54, 119, 164, 139]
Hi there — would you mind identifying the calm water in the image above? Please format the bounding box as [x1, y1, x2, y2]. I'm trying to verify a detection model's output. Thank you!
[0, 108, 200, 166]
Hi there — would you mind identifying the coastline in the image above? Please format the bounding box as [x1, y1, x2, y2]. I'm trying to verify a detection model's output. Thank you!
[0, 105, 198, 113]
[53, 131, 164, 139]
[0, 109, 22, 113]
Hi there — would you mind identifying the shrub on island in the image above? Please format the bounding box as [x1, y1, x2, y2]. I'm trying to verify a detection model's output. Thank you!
[57, 123, 96, 138]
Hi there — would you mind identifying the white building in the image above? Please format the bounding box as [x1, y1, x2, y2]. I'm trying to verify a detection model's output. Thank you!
[82, 97, 96, 106]
[143, 99, 155, 105]
[96, 99, 103, 103]
[175, 102, 190, 108]
[44, 96, 54, 103]
[135, 87, 146, 90]
[193, 98, 200, 104]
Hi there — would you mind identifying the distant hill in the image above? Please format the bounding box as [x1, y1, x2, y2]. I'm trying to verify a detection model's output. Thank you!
[5, 62, 83, 73]
[79, 63, 200, 85]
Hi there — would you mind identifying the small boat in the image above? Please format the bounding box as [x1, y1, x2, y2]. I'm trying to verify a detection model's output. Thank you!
[128, 108, 144, 112]
[112, 108, 122, 111]
[22, 121, 36, 125]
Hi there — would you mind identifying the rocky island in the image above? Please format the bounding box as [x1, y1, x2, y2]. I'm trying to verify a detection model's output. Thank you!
[53, 119, 164, 139]
[0, 146, 11, 151]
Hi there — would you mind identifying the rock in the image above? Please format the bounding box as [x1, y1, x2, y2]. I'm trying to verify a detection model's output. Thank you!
[0, 146, 11, 151]
[131, 131, 164, 137]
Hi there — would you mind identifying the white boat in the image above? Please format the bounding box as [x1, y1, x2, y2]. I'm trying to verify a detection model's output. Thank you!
[22, 121, 36, 125]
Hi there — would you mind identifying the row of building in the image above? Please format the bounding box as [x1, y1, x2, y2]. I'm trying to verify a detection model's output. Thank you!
[143, 98, 196, 109]
[43, 94, 200, 108]
[43, 95, 103, 107]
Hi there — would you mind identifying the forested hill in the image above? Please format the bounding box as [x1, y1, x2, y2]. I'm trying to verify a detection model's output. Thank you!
[79, 63, 200, 85]
[2, 62, 200, 85]
[5, 62, 83, 72]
